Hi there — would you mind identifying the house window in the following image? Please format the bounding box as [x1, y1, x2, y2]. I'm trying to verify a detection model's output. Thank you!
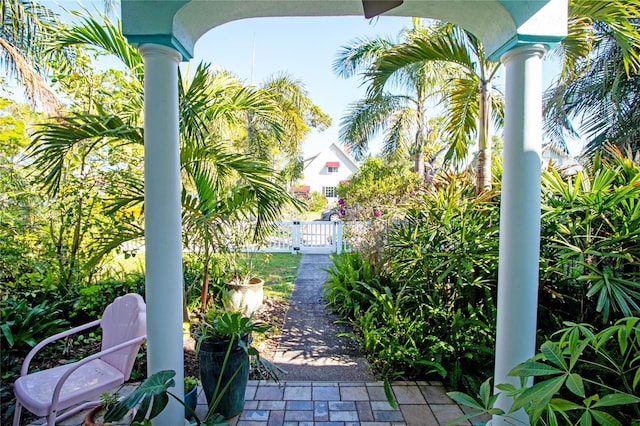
[322, 186, 336, 198]
[326, 161, 340, 173]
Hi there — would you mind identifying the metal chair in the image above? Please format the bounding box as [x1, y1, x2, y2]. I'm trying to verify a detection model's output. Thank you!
[12, 293, 146, 426]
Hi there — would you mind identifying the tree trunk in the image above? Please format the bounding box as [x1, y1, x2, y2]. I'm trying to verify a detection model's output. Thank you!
[476, 80, 492, 194]
[413, 107, 426, 178]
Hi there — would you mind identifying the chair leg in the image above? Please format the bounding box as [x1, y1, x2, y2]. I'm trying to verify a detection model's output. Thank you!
[12, 401, 22, 426]
[46, 409, 57, 426]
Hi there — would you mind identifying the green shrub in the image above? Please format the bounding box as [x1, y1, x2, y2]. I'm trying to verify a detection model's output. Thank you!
[0, 298, 70, 379]
[74, 273, 145, 320]
[449, 317, 640, 425]
[323, 251, 382, 320]
[306, 191, 327, 212]
[539, 150, 640, 329]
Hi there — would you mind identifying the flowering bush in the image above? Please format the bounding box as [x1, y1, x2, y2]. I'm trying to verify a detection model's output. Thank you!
[336, 158, 424, 264]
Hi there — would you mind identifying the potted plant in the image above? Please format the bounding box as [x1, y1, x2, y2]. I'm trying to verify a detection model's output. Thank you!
[223, 249, 266, 316]
[104, 370, 227, 426]
[184, 375, 198, 419]
[194, 309, 280, 420]
[84, 392, 126, 426]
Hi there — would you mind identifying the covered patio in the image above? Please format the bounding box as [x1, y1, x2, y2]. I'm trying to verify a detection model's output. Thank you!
[120, 1, 568, 424]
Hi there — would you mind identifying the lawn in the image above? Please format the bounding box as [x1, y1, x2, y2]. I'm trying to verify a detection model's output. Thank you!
[251, 252, 302, 301]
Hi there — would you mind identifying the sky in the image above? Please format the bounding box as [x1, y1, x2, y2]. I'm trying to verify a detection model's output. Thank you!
[41, 2, 570, 158]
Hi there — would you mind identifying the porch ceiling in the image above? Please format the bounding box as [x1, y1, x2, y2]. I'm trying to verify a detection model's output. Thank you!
[121, 0, 567, 61]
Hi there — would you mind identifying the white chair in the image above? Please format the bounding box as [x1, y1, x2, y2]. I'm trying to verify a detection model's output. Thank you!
[12, 293, 146, 426]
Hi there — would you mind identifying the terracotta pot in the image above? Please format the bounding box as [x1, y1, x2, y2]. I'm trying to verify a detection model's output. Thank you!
[83, 405, 106, 426]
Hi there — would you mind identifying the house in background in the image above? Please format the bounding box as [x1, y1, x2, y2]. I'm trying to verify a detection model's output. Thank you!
[293, 142, 359, 201]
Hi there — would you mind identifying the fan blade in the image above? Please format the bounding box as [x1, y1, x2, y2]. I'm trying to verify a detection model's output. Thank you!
[362, 0, 403, 19]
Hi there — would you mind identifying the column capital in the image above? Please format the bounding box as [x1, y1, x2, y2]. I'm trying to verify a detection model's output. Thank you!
[500, 44, 547, 65]
[138, 43, 182, 63]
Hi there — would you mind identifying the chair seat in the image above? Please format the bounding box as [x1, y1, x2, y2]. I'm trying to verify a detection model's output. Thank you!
[13, 359, 124, 417]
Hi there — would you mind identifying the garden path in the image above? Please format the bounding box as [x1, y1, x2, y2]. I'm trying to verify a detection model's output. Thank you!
[271, 253, 375, 381]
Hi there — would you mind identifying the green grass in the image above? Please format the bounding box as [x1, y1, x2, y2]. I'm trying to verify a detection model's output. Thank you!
[104, 251, 301, 302]
[250, 253, 301, 301]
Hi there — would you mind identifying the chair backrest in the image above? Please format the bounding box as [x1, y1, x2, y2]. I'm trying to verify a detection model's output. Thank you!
[100, 293, 146, 380]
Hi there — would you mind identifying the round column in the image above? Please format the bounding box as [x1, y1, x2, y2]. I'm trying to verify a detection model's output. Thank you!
[139, 43, 185, 425]
[492, 44, 547, 425]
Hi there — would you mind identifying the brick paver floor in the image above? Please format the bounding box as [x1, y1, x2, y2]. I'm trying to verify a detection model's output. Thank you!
[190, 380, 487, 426]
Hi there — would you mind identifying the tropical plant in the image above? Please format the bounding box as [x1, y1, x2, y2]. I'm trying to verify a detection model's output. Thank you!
[332, 18, 450, 177]
[538, 147, 640, 326]
[245, 72, 331, 179]
[324, 250, 382, 320]
[183, 375, 198, 394]
[194, 310, 279, 420]
[0, 0, 72, 112]
[335, 156, 424, 265]
[369, 21, 503, 194]
[543, 0, 640, 157]
[104, 370, 228, 425]
[447, 317, 640, 426]
[0, 298, 70, 379]
[27, 13, 304, 308]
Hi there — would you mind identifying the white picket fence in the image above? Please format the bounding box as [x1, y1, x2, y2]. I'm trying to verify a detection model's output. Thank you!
[121, 220, 349, 255]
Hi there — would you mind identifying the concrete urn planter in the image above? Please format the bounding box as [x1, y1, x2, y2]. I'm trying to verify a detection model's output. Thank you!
[225, 277, 264, 316]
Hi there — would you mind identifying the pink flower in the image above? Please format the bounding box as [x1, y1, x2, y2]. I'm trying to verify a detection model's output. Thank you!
[373, 210, 381, 217]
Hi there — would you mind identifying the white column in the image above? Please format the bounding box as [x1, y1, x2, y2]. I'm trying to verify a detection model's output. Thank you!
[139, 43, 184, 425]
[492, 44, 546, 425]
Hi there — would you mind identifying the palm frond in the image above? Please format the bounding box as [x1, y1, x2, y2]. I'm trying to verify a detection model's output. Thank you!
[29, 112, 142, 195]
[339, 94, 405, 160]
[333, 36, 397, 79]
[440, 77, 479, 165]
[0, 0, 70, 112]
[46, 11, 144, 82]
[567, 0, 640, 76]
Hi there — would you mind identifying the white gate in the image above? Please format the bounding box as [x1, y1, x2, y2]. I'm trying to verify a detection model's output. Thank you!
[262, 221, 344, 254]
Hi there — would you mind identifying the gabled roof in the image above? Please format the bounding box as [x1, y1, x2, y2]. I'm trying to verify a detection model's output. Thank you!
[303, 142, 359, 171]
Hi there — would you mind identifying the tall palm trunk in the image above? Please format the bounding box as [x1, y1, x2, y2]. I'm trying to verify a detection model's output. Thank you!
[476, 80, 492, 194]
[414, 107, 426, 177]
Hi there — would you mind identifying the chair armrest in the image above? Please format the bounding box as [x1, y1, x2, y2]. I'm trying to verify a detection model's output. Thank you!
[20, 319, 102, 376]
[49, 335, 147, 414]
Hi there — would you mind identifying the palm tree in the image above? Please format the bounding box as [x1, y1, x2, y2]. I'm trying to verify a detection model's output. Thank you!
[28, 13, 303, 307]
[333, 18, 449, 178]
[245, 72, 331, 181]
[543, 0, 640, 157]
[0, 0, 72, 113]
[369, 22, 502, 194]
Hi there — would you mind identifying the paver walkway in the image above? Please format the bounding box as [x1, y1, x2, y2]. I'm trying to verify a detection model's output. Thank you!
[198, 253, 481, 426]
[271, 253, 374, 381]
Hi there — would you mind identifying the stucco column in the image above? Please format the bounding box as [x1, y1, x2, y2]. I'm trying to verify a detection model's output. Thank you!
[139, 43, 184, 425]
[492, 44, 546, 425]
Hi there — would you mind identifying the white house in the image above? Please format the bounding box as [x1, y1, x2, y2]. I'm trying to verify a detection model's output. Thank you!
[294, 142, 359, 201]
